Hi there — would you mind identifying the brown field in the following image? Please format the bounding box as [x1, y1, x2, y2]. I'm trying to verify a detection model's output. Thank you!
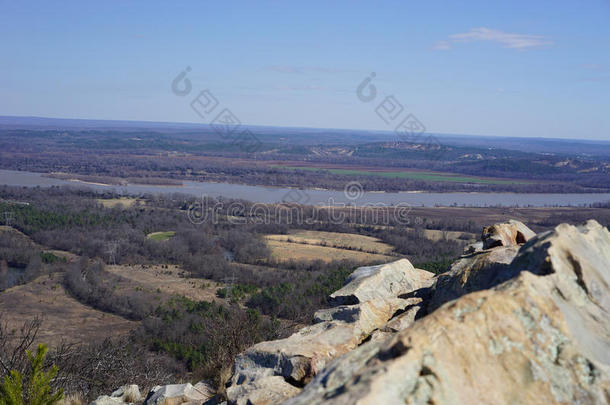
[266, 230, 394, 254]
[264, 238, 396, 264]
[405, 206, 610, 233]
[0, 274, 136, 346]
[420, 228, 476, 242]
[318, 206, 610, 234]
[105, 264, 225, 303]
[0, 265, 227, 347]
[0, 225, 37, 246]
[45, 249, 79, 262]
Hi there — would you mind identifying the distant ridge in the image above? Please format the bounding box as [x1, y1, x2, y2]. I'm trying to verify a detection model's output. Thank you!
[1, 115, 609, 156]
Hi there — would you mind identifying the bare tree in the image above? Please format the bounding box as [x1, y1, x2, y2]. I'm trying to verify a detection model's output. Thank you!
[0, 314, 42, 376]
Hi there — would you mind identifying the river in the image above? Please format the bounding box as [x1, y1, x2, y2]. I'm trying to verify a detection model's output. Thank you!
[1, 169, 610, 207]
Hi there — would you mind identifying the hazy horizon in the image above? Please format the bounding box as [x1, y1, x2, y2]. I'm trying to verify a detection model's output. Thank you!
[4, 114, 610, 145]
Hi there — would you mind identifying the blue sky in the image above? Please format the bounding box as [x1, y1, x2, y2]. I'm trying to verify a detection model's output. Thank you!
[1, 0, 609, 140]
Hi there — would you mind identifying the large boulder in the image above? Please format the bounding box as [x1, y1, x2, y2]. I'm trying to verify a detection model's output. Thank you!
[229, 297, 414, 388]
[428, 220, 538, 311]
[144, 382, 214, 405]
[89, 397, 125, 405]
[367, 298, 424, 342]
[329, 259, 434, 305]
[481, 219, 536, 249]
[111, 385, 142, 403]
[283, 220, 610, 404]
[227, 259, 433, 404]
[427, 245, 521, 311]
[226, 376, 301, 405]
[509, 220, 610, 365]
[89, 385, 141, 405]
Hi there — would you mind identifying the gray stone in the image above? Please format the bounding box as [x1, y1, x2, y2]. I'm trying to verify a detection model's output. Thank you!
[89, 396, 125, 405]
[145, 382, 214, 405]
[111, 385, 141, 402]
[329, 259, 434, 305]
[481, 219, 536, 249]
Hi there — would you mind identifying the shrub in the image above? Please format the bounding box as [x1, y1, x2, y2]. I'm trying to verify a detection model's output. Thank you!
[0, 344, 63, 405]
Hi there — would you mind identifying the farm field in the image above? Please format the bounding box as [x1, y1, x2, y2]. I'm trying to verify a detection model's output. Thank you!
[96, 197, 141, 208]
[0, 263, 227, 347]
[273, 165, 534, 185]
[264, 237, 396, 264]
[146, 231, 176, 241]
[0, 274, 136, 346]
[420, 228, 476, 242]
[266, 230, 394, 254]
[105, 264, 224, 303]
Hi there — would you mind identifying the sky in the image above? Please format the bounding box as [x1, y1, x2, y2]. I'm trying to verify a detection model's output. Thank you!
[1, 0, 609, 140]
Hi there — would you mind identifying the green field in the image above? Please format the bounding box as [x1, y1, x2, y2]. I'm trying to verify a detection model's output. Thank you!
[274, 166, 532, 185]
[146, 231, 176, 241]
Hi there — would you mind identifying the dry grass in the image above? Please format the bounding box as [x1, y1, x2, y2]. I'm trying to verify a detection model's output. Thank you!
[0, 274, 136, 347]
[96, 197, 140, 208]
[146, 231, 175, 241]
[0, 262, 226, 348]
[266, 230, 394, 254]
[58, 393, 85, 405]
[265, 239, 395, 264]
[105, 264, 224, 303]
[0, 225, 36, 247]
[420, 229, 476, 242]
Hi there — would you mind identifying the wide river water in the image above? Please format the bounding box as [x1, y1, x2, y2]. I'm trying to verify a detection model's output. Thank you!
[1, 169, 610, 207]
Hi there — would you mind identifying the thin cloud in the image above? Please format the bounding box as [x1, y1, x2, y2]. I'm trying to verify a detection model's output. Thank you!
[435, 27, 553, 50]
[433, 40, 451, 51]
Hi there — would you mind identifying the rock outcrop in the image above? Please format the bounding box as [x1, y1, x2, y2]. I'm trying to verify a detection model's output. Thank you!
[328, 259, 434, 305]
[92, 382, 216, 405]
[226, 259, 435, 404]
[93, 220, 609, 405]
[90, 385, 142, 405]
[427, 245, 521, 311]
[481, 219, 536, 249]
[224, 219, 610, 405]
[428, 220, 536, 311]
[144, 382, 215, 405]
